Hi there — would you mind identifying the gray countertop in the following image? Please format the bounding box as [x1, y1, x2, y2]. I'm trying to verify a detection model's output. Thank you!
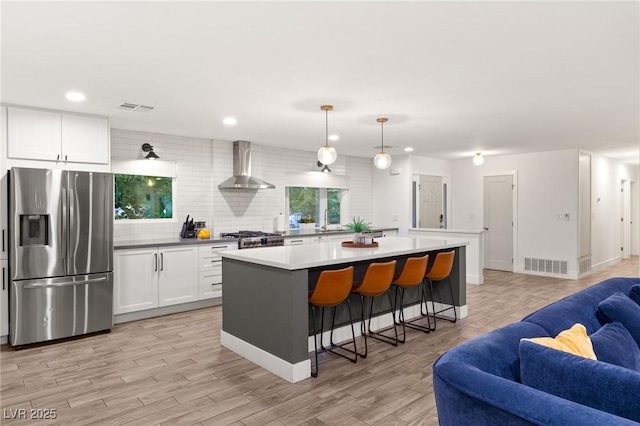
[281, 227, 398, 237]
[114, 227, 399, 250]
[114, 237, 237, 250]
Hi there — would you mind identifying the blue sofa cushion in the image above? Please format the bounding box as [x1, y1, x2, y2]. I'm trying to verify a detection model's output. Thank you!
[523, 277, 640, 336]
[597, 292, 640, 346]
[629, 284, 640, 306]
[590, 322, 640, 371]
[519, 339, 640, 422]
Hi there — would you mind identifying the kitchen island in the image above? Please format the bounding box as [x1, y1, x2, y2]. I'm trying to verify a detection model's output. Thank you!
[220, 236, 468, 382]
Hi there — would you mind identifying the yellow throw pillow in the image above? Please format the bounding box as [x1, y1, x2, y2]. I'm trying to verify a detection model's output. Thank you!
[524, 323, 597, 360]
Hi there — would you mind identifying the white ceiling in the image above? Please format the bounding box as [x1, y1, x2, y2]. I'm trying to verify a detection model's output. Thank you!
[2, 1, 638, 164]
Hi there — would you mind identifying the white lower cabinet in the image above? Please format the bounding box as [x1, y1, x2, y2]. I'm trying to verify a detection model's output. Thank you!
[1, 259, 8, 338]
[114, 246, 198, 314]
[158, 246, 199, 307]
[114, 248, 160, 314]
[284, 237, 310, 245]
[198, 242, 237, 300]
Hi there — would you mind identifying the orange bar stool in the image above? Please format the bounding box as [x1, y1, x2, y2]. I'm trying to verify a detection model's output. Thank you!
[308, 266, 357, 377]
[425, 250, 457, 331]
[351, 260, 397, 358]
[391, 254, 430, 343]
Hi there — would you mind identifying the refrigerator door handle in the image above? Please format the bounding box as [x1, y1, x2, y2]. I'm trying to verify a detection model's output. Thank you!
[23, 276, 107, 289]
[68, 187, 76, 267]
[60, 187, 68, 267]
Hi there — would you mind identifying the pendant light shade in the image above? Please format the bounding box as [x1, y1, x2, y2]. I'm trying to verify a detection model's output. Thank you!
[374, 117, 392, 170]
[473, 152, 485, 166]
[317, 105, 337, 166]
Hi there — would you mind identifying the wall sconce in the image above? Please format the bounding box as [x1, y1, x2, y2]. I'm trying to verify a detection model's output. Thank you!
[317, 160, 331, 173]
[142, 143, 159, 160]
[472, 152, 484, 166]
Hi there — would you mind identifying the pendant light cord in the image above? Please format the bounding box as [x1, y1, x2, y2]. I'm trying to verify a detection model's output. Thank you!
[325, 109, 329, 148]
[380, 120, 384, 152]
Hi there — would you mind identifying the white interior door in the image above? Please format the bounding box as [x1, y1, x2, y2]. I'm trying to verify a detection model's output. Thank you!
[621, 180, 631, 259]
[419, 175, 443, 228]
[484, 175, 513, 271]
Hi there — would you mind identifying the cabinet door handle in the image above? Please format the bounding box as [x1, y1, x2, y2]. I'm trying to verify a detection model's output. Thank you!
[2, 229, 4, 252]
[2, 267, 5, 291]
[160, 253, 164, 271]
[56, 154, 60, 163]
[154, 253, 158, 271]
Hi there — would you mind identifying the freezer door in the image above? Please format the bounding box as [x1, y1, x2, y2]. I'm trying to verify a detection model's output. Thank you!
[10, 168, 66, 280]
[10, 272, 113, 346]
[67, 171, 113, 275]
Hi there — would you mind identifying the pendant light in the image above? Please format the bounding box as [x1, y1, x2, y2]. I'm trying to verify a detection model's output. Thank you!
[317, 105, 337, 166]
[472, 152, 485, 166]
[374, 117, 392, 170]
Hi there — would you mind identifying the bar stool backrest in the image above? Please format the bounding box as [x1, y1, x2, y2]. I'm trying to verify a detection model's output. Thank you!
[356, 260, 397, 297]
[309, 266, 355, 307]
[426, 250, 455, 281]
[393, 254, 429, 287]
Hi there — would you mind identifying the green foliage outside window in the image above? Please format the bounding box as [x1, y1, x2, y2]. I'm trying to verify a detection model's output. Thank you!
[327, 189, 341, 224]
[288, 187, 319, 223]
[114, 174, 173, 220]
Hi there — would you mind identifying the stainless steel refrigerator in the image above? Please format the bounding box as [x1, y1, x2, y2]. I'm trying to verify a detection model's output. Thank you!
[9, 167, 113, 347]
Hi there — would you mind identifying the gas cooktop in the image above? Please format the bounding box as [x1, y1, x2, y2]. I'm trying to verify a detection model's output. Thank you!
[220, 231, 284, 249]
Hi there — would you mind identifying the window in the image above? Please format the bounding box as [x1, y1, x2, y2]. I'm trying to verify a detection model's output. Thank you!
[114, 174, 173, 220]
[287, 187, 345, 229]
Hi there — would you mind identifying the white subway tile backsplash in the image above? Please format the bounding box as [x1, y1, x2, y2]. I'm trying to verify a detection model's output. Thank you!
[112, 129, 372, 240]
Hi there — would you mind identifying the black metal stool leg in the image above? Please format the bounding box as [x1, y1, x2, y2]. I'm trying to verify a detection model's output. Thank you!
[310, 305, 319, 377]
[365, 289, 400, 348]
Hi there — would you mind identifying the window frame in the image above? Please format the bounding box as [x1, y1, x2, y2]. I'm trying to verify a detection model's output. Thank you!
[285, 186, 348, 229]
[113, 174, 178, 224]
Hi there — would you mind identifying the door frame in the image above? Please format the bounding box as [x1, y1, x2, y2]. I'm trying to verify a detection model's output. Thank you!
[412, 174, 451, 229]
[482, 170, 518, 271]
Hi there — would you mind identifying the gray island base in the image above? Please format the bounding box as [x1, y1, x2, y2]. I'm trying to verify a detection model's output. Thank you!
[221, 236, 468, 382]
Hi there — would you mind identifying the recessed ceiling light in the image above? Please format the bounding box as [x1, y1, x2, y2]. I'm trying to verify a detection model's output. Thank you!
[404, 147, 414, 152]
[223, 117, 237, 126]
[328, 134, 339, 142]
[65, 92, 86, 102]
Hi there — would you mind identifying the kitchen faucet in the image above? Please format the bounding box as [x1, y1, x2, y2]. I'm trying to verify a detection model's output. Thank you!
[322, 208, 328, 230]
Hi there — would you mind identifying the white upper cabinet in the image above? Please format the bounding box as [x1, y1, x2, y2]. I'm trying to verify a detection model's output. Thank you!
[7, 106, 109, 166]
[7, 107, 61, 162]
[61, 113, 110, 164]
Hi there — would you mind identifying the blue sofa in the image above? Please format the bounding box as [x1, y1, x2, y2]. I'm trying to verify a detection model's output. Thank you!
[433, 277, 640, 425]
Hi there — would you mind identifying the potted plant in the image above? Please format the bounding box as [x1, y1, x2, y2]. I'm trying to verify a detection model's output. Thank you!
[344, 216, 373, 243]
[299, 217, 316, 231]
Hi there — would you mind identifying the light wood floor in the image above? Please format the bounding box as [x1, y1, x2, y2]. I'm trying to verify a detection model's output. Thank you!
[1, 258, 638, 426]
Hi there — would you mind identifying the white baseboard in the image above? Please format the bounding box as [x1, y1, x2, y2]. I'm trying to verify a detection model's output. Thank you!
[592, 256, 621, 273]
[467, 274, 484, 285]
[221, 331, 310, 383]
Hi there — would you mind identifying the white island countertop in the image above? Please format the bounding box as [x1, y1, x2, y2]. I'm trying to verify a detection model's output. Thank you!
[221, 236, 469, 270]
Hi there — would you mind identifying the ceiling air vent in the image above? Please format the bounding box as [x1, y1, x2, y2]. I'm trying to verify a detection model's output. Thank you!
[118, 102, 154, 112]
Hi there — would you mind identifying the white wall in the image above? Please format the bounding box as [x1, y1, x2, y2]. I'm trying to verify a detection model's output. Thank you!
[112, 129, 373, 243]
[372, 155, 412, 231]
[450, 149, 580, 277]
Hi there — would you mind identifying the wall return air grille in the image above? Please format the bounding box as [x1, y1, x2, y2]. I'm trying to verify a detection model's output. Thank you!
[524, 257, 568, 275]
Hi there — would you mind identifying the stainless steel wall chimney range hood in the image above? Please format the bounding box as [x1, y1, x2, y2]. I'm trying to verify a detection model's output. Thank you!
[218, 140, 275, 190]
